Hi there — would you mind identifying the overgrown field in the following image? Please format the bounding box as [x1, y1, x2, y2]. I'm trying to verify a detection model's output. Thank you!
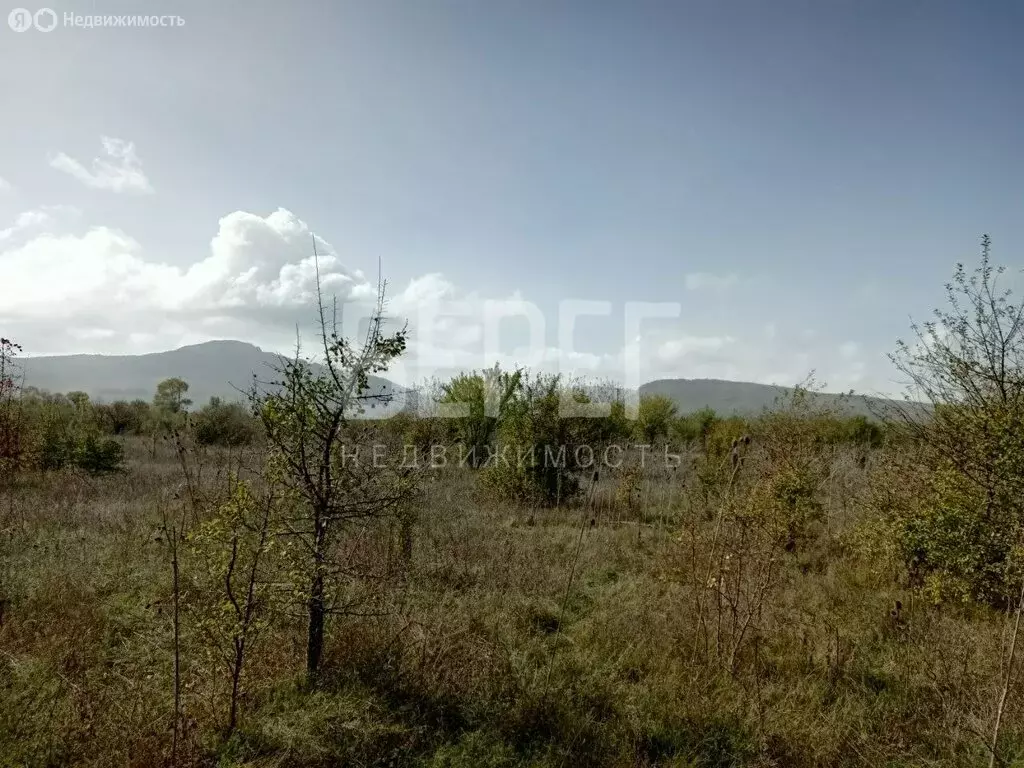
[5, 241, 1024, 766]
[2, 429, 1023, 768]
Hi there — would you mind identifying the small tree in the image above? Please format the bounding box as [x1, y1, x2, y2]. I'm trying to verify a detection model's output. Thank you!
[438, 364, 522, 468]
[187, 472, 277, 735]
[885, 235, 1024, 604]
[150, 378, 192, 455]
[95, 399, 149, 435]
[485, 373, 603, 506]
[635, 394, 678, 444]
[154, 377, 192, 415]
[66, 391, 90, 410]
[0, 338, 26, 476]
[251, 265, 418, 687]
[193, 397, 257, 447]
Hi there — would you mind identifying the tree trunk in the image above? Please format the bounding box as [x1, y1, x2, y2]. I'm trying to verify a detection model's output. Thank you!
[306, 516, 327, 688]
[228, 637, 245, 734]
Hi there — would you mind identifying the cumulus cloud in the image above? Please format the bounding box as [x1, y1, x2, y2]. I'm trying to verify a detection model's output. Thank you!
[0, 208, 378, 355]
[49, 137, 154, 194]
[0, 211, 49, 243]
[684, 272, 738, 291]
[0, 204, 890, 394]
[181, 209, 375, 311]
[0, 205, 81, 244]
[657, 335, 736, 364]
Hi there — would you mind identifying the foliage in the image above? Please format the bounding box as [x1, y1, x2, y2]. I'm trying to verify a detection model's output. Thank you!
[186, 473, 278, 734]
[744, 382, 845, 550]
[894, 462, 1017, 604]
[672, 406, 720, 447]
[0, 337, 26, 475]
[4, 412, 1023, 767]
[0, 386, 125, 475]
[251, 271, 418, 687]
[438, 365, 522, 468]
[635, 394, 677, 444]
[95, 399, 150, 435]
[75, 433, 126, 475]
[192, 397, 258, 446]
[154, 377, 193, 414]
[483, 373, 603, 506]
[884, 236, 1024, 604]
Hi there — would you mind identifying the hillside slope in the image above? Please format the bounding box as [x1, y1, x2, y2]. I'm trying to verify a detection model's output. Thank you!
[20, 340, 402, 411]
[639, 378, 898, 418]
[19, 342, 905, 420]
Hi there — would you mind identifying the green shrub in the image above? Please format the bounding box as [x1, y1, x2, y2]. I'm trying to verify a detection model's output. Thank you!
[439, 365, 521, 469]
[878, 461, 1019, 605]
[73, 434, 125, 475]
[36, 420, 72, 471]
[482, 374, 601, 506]
[878, 238, 1024, 606]
[192, 397, 257, 446]
[635, 394, 677, 444]
[672, 407, 719, 446]
[94, 399, 150, 435]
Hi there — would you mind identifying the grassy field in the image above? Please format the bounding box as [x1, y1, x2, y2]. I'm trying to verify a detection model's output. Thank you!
[1, 432, 1022, 767]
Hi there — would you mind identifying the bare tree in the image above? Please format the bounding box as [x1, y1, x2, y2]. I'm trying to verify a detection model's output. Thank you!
[250, 251, 419, 687]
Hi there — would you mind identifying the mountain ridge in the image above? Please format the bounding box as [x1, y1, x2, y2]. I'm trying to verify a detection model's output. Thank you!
[18, 340, 399, 410]
[638, 377, 898, 418]
[17, 340, 902, 419]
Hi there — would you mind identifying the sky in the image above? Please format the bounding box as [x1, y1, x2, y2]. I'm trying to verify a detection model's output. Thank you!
[0, 0, 1021, 396]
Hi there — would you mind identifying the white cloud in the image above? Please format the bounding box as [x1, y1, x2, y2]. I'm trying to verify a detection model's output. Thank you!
[49, 136, 154, 194]
[0, 204, 894, 394]
[684, 272, 738, 291]
[181, 208, 375, 310]
[394, 274, 457, 308]
[0, 208, 376, 354]
[657, 335, 736, 363]
[0, 205, 80, 244]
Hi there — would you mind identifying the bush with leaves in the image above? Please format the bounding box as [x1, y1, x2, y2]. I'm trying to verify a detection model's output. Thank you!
[743, 382, 844, 551]
[73, 433, 125, 475]
[14, 393, 124, 474]
[192, 397, 258, 446]
[483, 374, 605, 506]
[186, 472, 278, 735]
[881, 236, 1024, 605]
[879, 459, 1017, 604]
[27, 395, 75, 471]
[0, 337, 26, 477]
[438, 365, 522, 468]
[635, 394, 677, 444]
[671, 406, 720, 448]
[95, 399, 150, 435]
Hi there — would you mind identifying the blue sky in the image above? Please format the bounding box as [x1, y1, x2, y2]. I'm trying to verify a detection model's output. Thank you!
[0, 0, 1021, 396]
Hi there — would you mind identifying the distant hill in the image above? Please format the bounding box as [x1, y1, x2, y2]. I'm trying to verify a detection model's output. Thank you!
[20, 340, 404, 413]
[639, 378, 901, 419]
[18, 341, 909, 421]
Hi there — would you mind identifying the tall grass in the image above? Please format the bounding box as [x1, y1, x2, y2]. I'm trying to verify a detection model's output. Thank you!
[0, 433, 1021, 767]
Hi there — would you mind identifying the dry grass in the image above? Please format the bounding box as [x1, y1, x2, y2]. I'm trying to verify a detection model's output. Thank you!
[2, 435, 1024, 767]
